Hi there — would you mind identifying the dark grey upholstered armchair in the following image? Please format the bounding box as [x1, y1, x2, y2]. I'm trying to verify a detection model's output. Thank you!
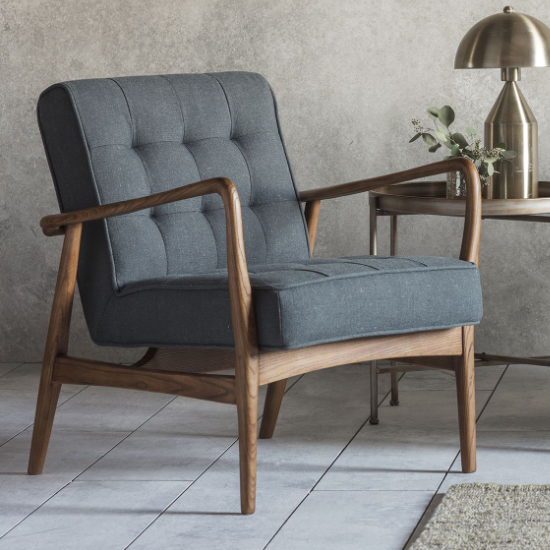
[31, 71, 483, 514]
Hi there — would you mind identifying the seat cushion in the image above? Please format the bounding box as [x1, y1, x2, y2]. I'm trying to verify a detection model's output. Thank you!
[92, 255, 483, 350]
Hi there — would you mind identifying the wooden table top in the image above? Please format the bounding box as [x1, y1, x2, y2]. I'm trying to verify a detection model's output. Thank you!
[370, 180, 550, 219]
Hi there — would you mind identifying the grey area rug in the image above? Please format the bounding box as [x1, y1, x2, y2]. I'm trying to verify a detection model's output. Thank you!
[411, 483, 550, 549]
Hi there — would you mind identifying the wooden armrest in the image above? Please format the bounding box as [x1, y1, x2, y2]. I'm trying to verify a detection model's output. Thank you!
[41, 177, 238, 236]
[298, 158, 479, 202]
[299, 158, 482, 265]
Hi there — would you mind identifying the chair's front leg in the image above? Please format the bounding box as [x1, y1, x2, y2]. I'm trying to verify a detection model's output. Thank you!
[28, 223, 82, 474]
[235, 352, 259, 514]
[454, 325, 477, 472]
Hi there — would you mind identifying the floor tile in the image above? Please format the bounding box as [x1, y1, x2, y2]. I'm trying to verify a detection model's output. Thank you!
[316, 391, 490, 491]
[52, 386, 175, 432]
[440, 430, 550, 490]
[398, 365, 506, 391]
[0, 365, 23, 379]
[78, 397, 239, 482]
[0, 430, 129, 537]
[0, 480, 189, 550]
[316, 428, 459, 492]
[0, 363, 44, 392]
[267, 490, 432, 550]
[0, 363, 84, 445]
[372, 390, 491, 430]
[0, 389, 82, 446]
[128, 487, 307, 550]
[477, 364, 550, 431]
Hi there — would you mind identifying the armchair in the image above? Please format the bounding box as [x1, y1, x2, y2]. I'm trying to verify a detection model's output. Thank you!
[31, 72, 482, 515]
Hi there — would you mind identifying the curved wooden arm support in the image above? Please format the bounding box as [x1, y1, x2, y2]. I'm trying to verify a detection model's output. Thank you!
[299, 158, 482, 265]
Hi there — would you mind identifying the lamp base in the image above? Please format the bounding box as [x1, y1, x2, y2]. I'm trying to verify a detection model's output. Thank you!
[485, 80, 538, 199]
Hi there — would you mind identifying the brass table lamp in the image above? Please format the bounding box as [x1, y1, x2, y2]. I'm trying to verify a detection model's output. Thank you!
[455, 6, 550, 198]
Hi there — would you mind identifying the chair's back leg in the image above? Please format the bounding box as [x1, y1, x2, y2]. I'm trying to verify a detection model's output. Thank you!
[259, 379, 287, 439]
[28, 223, 82, 475]
[454, 325, 477, 473]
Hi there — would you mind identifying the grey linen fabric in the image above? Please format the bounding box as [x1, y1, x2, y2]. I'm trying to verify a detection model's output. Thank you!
[37, 72, 482, 350]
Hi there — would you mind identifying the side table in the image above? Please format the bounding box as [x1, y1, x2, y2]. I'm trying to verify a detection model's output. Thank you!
[369, 180, 550, 424]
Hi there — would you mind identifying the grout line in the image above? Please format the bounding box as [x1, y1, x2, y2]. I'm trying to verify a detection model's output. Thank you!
[123, 481, 195, 550]
[401, 364, 510, 550]
[315, 489, 432, 494]
[73, 395, 179, 481]
[0, 363, 25, 379]
[0, 479, 75, 540]
[308, 371, 405, 493]
[125, 375, 305, 549]
[262, 373, 398, 550]
[0, 385, 89, 453]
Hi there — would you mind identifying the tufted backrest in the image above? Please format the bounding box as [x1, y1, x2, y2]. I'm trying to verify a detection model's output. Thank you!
[38, 72, 310, 336]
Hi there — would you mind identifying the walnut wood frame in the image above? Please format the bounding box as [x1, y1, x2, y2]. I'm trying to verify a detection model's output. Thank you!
[30, 158, 481, 515]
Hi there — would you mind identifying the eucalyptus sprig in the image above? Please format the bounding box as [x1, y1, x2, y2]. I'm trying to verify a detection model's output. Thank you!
[410, 106, 517, 185]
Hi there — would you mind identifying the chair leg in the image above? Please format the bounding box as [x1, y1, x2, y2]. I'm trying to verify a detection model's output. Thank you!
[369, 361, 379, 424]
[235, 355, 259, 515]
[28, 383, 62, 474]
[28, 223, 82, 475]
[390, 369, 399, 406]
[455, 325, 476, 473]
[259, 379, 287, 439]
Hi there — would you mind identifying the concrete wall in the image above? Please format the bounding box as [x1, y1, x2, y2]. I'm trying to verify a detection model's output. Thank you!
[2, 0, 550, 362]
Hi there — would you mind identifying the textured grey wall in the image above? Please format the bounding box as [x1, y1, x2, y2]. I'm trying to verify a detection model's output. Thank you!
[1, 0, 550, 362]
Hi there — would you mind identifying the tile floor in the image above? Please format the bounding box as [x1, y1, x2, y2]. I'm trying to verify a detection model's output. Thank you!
[0, 361, 548, 549]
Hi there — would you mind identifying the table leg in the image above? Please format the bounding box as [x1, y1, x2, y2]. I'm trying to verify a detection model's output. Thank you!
[369, 197, 380, 424]
[389, 215, 400, 406]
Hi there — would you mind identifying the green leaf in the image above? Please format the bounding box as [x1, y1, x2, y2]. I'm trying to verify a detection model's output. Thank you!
[452, 132, 469, 148]
[434, 130, 448, 142]
[450, 145, 461, 157]
[422, 133, 438, 146]
[484, 156, 498, 164]
[502, 150, 517, 159]
[441, 139, 454, 149]
[466, 126, 477, 136]
[427, 107, 440, 120]
[488, 163, 495, 176]
[443, 155, 452, 160]
[496, 142, 506, 149]
[438, 106, 455, 127]
[409, 132, 422, 143]
[429, 143, 442, 153]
